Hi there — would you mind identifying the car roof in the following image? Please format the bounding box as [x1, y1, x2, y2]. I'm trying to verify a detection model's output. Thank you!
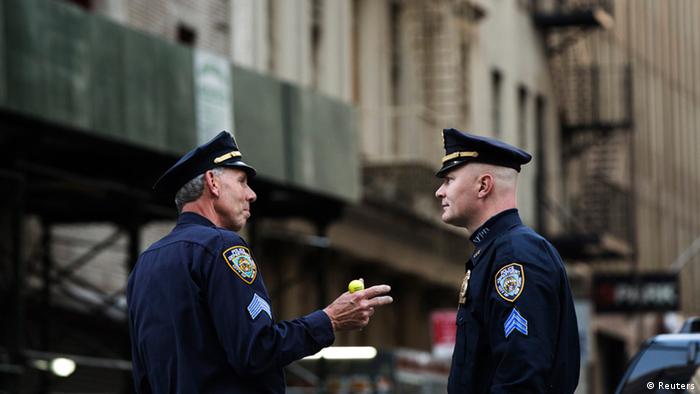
[650, 333, 700, 344]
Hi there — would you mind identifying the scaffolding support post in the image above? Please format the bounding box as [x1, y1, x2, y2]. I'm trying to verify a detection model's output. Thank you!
[1, 171, 25, 393]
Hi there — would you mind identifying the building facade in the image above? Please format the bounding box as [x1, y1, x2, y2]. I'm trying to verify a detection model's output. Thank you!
[4, 0, 698, 393]
[547, 1, 700, 392]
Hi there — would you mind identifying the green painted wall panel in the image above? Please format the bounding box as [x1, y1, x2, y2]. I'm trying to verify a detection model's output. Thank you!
[4, 0, 48, 117]
[162, 43, 196, 153]
[1, 0, 196, 153]
[284, 84, 360, 201]
[0, 0, 358, 201]
[317, 97, 359, 201]
[44, 0, 91, 129]
[122, 29, 168, 151]
[89, 17, 126, 140]
[232, 66, 287, 183]
[0, 0, 6, 105]
[284, 85, 314, 190]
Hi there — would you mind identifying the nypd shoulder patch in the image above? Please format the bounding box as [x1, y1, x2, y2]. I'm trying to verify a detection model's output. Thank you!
[504, 308, 528, 337]
[222, 245, 257, 284]
[248, 293, 272, 320]
[494, 263, 525, 302]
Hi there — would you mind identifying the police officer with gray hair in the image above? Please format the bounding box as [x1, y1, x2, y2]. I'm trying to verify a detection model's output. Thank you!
[127, 131, 393, 393]
[435, 128, 580, 393]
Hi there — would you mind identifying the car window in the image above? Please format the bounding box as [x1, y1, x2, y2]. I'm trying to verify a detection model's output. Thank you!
[619, 344, 700, 393]
[629, 345, 692, 381]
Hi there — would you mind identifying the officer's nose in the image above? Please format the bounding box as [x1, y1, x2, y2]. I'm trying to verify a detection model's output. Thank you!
[435, 184, 445, 199]
[247, 187, 257, 202]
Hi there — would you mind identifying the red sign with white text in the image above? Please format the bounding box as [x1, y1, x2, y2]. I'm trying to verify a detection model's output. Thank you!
[431, 310, 457, 359]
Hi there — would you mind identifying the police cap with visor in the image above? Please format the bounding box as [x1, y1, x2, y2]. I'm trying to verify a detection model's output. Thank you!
[154, 130, 257, 196]
[436, 128, 532, 178]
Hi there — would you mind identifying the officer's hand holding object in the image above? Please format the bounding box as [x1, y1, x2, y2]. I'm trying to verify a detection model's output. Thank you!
[348, 278, 365, 293]
[323, 284, 392, 331]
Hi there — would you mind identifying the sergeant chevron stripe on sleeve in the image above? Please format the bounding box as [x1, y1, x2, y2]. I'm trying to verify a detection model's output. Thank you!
[247, 293, 272, 320]
[504, 308, 528, 337]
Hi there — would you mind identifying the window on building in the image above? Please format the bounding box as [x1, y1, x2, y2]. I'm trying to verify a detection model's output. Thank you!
[350, 0, 360, 104]
[63, 0, 93, 11]
[389, 1, 402, 104]
[535, 95, 547, 232]
[177, 23, 197, 47]
[311, 0, 323, 89]
[535, 95, 546, 141]
[267, 1, 276, 72]
[491, 69, 503, 137]
[459, 38, 470, 124]
[517, 85, 528, 148]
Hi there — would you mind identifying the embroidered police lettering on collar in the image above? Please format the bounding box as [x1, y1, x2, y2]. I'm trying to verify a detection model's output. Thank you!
[473, 227, 490, 244]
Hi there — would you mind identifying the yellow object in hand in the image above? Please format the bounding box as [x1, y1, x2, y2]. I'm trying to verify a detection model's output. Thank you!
[348, 279, 365, 293]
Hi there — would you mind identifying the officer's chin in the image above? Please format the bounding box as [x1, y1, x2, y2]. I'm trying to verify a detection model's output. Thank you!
[441, 212, 455, 225]
[229, 219, 246, 232]
[441, 213, 464, 228]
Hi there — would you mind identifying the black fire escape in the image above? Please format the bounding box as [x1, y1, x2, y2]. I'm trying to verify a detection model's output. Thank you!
[531, 0, 635, 261]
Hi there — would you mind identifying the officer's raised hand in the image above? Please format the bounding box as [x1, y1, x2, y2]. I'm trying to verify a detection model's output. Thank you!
[323, 284, 393, 331]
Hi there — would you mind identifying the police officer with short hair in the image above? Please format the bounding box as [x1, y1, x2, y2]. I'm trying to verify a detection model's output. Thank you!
[127, 131, 393, 393]
[435, 128, 580, 393]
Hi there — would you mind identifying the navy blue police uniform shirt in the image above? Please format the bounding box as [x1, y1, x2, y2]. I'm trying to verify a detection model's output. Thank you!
[448, 209, 580, 393]
[126, 212, 334, 393]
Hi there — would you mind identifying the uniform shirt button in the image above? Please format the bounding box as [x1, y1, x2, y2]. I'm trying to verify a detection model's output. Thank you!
[457, 316, 464, 324]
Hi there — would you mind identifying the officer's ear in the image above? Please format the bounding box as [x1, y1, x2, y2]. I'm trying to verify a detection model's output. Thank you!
[204, 170, 221, 198]
[476, 173, 494, 198]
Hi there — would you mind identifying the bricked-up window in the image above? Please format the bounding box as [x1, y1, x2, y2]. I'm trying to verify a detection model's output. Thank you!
[177, 23, 197, 47]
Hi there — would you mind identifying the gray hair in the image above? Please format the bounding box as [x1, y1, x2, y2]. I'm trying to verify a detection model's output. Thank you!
[174, 167, 224, 212]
